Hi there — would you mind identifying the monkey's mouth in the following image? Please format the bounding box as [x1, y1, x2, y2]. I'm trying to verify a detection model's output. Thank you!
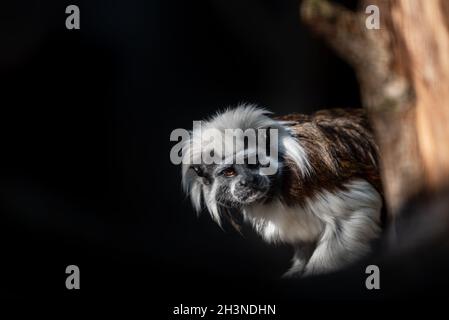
[215, 187, 268, 208]
[232, 188, 267, 204]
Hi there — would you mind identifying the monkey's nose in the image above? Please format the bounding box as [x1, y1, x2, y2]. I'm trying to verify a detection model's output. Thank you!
[238, 179, 248, 187]
[238, 176, 255, 187]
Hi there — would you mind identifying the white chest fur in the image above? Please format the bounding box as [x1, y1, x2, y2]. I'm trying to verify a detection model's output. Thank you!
[243, 179, 382, 248]
[244, 200, 324, 244]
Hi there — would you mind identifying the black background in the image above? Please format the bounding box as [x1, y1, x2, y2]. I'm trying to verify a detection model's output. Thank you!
[2, 0, 448, 311]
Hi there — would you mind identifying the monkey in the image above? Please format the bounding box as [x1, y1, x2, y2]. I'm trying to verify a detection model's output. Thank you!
[180, 104, 383, 277]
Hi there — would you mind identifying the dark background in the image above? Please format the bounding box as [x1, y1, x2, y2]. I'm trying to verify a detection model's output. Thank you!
[2, 0, 448, 310]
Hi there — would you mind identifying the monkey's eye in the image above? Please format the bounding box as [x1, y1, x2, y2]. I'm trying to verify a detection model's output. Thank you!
[191, 166, 204, 177]
[222, 167, 237, 178]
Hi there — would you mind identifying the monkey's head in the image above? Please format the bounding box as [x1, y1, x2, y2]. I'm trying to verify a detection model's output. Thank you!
[181, 105, 310, 225]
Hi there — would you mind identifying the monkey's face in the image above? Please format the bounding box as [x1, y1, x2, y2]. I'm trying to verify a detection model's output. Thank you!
[191, 162, 272, 208]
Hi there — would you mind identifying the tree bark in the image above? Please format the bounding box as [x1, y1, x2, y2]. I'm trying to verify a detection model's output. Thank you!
[301, 0, 449, 215]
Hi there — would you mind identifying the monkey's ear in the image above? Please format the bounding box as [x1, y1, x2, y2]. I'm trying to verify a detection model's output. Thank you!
[191, 165, 204, 177]
[191, 165, 212, 185]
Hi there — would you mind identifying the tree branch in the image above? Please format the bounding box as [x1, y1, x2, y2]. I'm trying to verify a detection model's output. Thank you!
[300, 0, 423, 214]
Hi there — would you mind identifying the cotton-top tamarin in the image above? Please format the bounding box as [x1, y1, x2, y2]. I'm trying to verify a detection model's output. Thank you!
[181, 105, 383, 277]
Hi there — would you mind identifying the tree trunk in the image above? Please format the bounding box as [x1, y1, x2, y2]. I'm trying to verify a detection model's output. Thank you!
[301, 0, 449, 216]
